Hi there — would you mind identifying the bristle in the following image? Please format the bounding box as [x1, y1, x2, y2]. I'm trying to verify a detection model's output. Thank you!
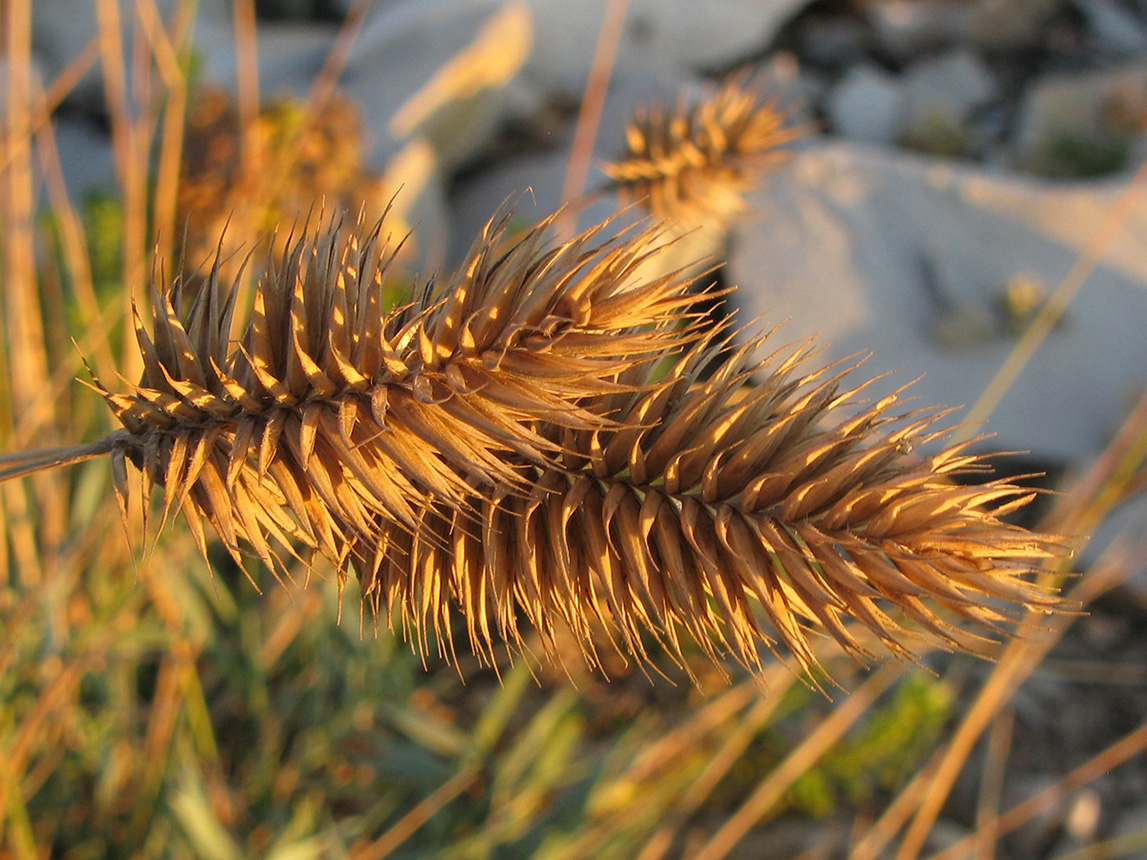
[91, 211, 705, 584]
[358, 331, 1071, 678]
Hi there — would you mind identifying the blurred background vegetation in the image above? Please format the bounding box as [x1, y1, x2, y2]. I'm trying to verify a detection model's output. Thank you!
[3, 1, 1147, 859]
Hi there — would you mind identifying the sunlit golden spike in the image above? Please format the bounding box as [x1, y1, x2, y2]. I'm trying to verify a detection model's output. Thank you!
[0, 210, 1069, 682]
[0, 211, 705, 585]
[359, 329, 1070, 681]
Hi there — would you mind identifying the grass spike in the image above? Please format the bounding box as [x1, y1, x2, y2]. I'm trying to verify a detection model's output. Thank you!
[0, 209, 1073, 683]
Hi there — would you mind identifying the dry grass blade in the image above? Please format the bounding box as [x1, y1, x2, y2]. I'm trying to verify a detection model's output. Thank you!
[929, 715, 1147, 860]
[558, 0, 630, 239]
[360, 321, 1071, 680]
[692, 664, 902, 860]
[603, 75, 803, 228]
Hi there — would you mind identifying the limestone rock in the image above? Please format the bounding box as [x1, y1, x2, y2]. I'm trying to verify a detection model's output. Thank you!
[31, 0, 231, 111]
[52, 116, 120, 199]
[727, 141, 1147, 463]
[1073, 0, 1147, 56]
[520, 0, 815, 96]
[900, 49, 997, 154]
[796, 14, 870, 69]
[342, 0, 534, 170]
[194, 22, 336, 98]
[445, 76, 667, 264]
[866, 0, 1062, 57]
[826, 65, 905, 144]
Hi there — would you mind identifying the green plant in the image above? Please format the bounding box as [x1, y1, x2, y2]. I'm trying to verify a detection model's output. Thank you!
[176, 87, 394, 273]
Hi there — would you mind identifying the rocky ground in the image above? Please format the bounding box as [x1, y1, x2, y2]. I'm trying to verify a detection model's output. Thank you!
[17, 1, 1147, 857]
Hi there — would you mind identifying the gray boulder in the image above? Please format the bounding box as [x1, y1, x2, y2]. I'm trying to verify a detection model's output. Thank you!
[826, 65, 905, 145]
[728, 141, 1147, 463]
[341, 0, 534, 170]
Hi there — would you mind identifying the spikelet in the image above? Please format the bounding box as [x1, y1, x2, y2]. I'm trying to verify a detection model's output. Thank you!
[2, 212, 700, 587]
[0, 212, 1070, 681]
[604, 76, 802, 228]
[358, 327, 1069, 679]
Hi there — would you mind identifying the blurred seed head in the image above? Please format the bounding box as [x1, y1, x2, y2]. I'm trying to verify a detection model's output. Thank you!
[604, 76, 803, 230]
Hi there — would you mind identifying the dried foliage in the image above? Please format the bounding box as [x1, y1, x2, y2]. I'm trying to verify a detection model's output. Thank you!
[604, 77, 802, 228]
[362, 327, 1066, 680]
[0, 214, 1068, 680]
[177, 88, 393, 270]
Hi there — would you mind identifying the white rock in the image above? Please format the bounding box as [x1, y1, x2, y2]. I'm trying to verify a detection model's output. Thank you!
[0, 58, 117, 202]
[446, 75, 677, 264]
[51, 116, 120, 200]
[797, 15, 870, 68]
[755, 52, 825, 126]
[449, 147, 626, 264]
[727, 141, 1147, 463]
[373, 137, 452, 275]
[901, 49, 997, 136]
[924, 820, 975, 855]
[31, 0, 231, 111]
[1001, 775, 1072, 859]
[33, 1, 337, 114]
[1073, 0, 1147, 55]
[1077, 490, 1147, 610]
[826, 65, 905, 144]
[1065, 789, 1104, 842]
[1111, 803, 1147, 844]
[195, 21, 337, 98]
[866, 0, 971, 56]
[520, 0, 815, 96]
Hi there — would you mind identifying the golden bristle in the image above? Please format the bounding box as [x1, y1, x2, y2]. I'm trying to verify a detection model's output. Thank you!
[60, 212, 703, 587]
[604, 77, 803, 227]
[0, 211, 1069, 681]
[358, 328, 1069, 679]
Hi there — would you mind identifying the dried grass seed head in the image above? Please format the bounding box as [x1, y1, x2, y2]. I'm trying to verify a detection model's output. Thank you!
[89, 211, 704, 585]
[0, 209, 1072, 684]
[604, 76, 803, 228]
[361, 327, 1071, 681]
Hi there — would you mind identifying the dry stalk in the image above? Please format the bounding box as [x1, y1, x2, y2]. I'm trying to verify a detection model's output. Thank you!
[558, 0, 630, 239]
[0, 212, 1070, 681]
